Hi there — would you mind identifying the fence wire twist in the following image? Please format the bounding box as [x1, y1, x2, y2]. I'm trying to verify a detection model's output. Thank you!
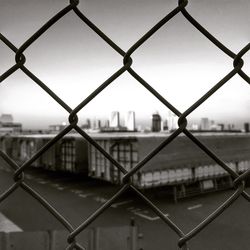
[0, 0, 250, 249]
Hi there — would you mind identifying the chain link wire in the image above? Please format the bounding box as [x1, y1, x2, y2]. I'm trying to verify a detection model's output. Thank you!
[0, 0, 250, 249]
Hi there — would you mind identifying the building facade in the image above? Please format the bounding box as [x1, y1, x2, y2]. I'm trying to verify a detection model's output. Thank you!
[200, 118, 210, 130]
[125, 111, 136, 131]
[2, 132, 250, 201]
[152, 113, 161, 132]
[110, 111, 120, 128]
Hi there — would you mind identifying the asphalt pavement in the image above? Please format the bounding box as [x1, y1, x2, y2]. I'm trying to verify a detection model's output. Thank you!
[0, 161, 250, 250]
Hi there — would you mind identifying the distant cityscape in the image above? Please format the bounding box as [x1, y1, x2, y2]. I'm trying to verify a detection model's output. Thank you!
[0, 111, 249, 135]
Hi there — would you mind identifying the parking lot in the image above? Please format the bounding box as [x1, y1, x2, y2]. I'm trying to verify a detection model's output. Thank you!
[0, 163, 250, 250]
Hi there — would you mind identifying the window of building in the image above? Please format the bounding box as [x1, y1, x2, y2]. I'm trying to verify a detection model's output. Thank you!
[61, 140, 75, 172]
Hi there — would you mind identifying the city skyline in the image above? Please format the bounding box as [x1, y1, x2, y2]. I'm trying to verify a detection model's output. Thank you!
[82, 111, 248, 132]
[1, 0, 250, 129]
[1, 110, 248, 133]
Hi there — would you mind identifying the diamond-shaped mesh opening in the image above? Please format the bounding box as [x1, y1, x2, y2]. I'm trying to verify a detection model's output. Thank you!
[188, 74, 250, 124]
[76, 72, 179, 129]
[22, 13, 121, 108]
[0, 72, 69, 130]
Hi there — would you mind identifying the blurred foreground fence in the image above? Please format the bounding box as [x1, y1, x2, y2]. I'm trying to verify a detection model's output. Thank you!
[0, 0, 250, 249]
[0, 225, 143, 250]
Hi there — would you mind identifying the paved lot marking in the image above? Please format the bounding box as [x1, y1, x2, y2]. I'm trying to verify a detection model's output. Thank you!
[133, 211, 169, 221]
[38, 181, 48, 184]
[127, 207, 135, 211]
[51, 183, 60, 187]
[71, 189, 82, 194]
[51, 184, 65, 190]
[111, 200, 133, 208]
[0, 213, 22, 232]
[50, 183, 64, 190]
[187, 204, 203, 210]
[131, 208, 142, 213]
[93, 196, 108, 203]
[78, 193, 94, 198]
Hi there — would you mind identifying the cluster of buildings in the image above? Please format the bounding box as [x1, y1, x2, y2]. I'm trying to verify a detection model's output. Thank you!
[79, 111, 248, 134]
[151, 112, 178, 132]
[79, 111, 180, 133]
[198, 118, 237, 132]
[100, 111, 136, 132]
[151, 113, 249, 133]
[1, 111, 250, 135]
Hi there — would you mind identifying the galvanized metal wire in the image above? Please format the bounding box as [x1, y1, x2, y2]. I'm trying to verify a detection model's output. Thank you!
[0, 0, 250, 249]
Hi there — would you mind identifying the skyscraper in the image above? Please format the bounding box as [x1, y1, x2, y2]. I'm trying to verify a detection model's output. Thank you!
[166, 111, 178, 131]
[110, 111, 120, 128]
[125, 111, 135, 131]
[244, 123, 250, 133]
[152, 112, 161, 132]
[163, 120, 168, 131]
[200, 118, 210, 130]
[104, 119, 110, 128]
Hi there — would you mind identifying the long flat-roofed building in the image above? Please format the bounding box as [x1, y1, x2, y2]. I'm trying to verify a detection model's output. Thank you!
[89, 132, 250, 200]
[1, 131, 250, 201]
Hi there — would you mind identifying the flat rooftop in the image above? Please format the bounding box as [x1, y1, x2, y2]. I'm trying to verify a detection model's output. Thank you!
[2, 131, 250, 140]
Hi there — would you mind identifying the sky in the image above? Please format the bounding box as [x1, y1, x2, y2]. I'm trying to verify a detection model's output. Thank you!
[0, 0, 250, 129]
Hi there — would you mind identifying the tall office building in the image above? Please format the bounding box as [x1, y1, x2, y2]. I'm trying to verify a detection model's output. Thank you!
[244, 123, 250, 133]
[218, 123, 225, 131]
[171, 115, 178, 130]
[163, 120, 168, 131]
[152, 112, 161, 132]
[86, 119, 91, 129]
[81, 119, 91, 130]
[125, 111, 136, 131]
[110, 111, 120, 128]
[191, 123, 199, 131]
[104, 119, 110, 128]
[200, 118, 210, 130]
[97, 120, 102, 129]
[167, 111, 178, 131]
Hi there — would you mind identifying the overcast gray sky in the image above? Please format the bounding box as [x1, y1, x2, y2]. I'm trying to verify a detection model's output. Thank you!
[1, 0, 250, 129]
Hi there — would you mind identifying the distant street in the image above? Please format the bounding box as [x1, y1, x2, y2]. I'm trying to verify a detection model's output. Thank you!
[0, 161, 250, 250]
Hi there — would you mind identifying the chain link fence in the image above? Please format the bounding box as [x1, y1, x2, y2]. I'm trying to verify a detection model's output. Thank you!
[0, 0, 250, 249]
